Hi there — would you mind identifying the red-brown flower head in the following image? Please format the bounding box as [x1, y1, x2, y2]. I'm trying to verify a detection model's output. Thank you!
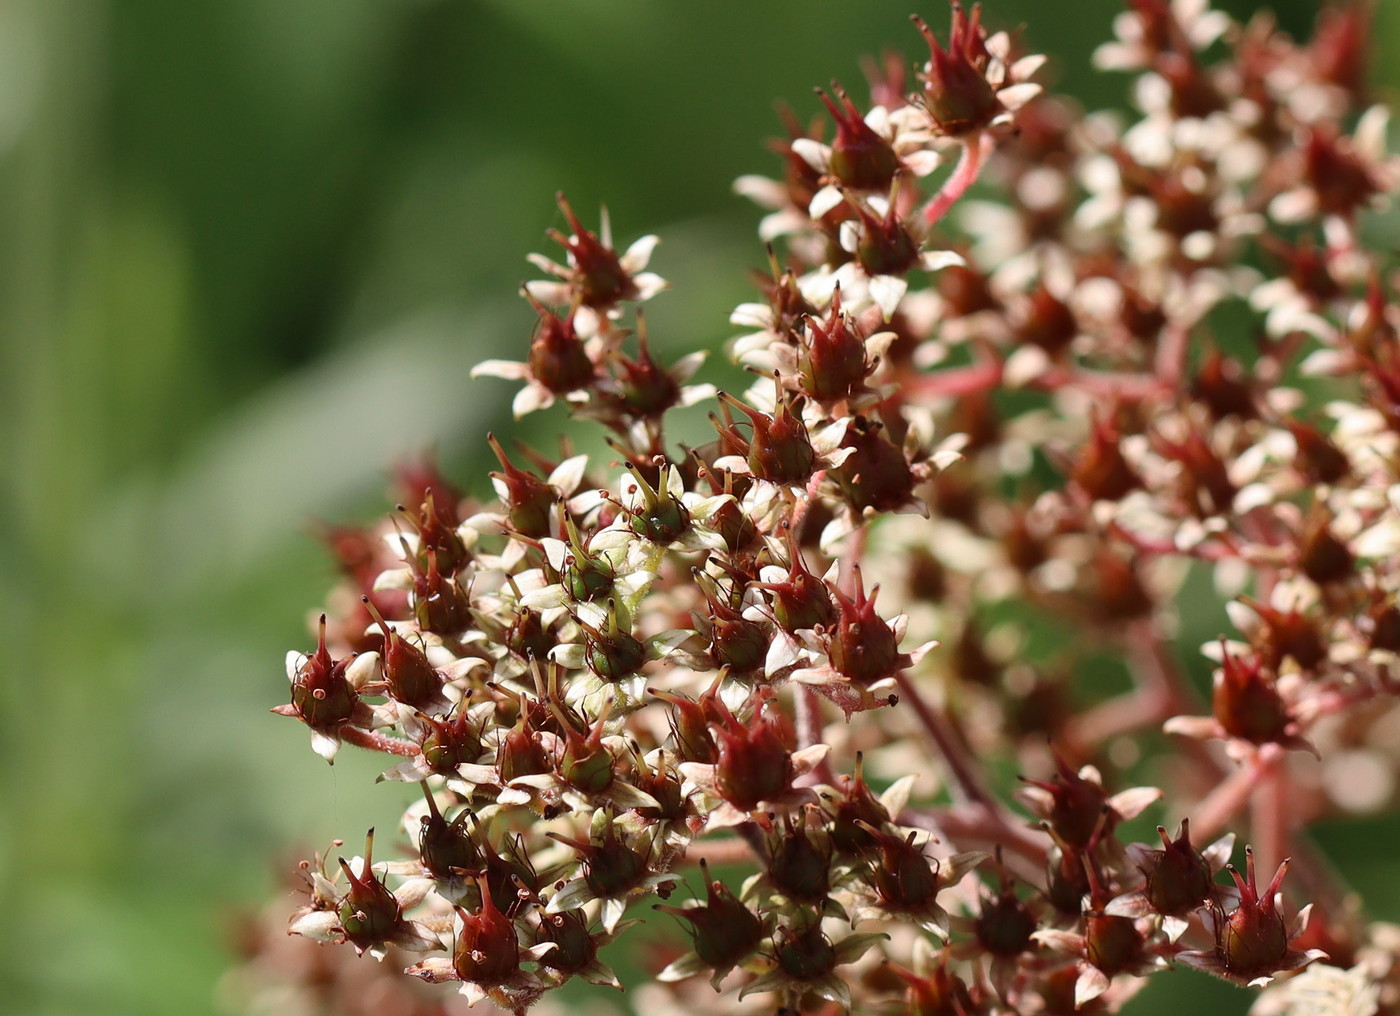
[913, 6, 1000, 136]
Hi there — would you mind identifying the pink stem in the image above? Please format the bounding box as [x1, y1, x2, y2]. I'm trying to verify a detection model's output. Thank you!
[340, 725, 420, 758]
[1154, 321, 1191, 390]
[792, 685, 834, 786]
[923, 132, 994, 228]
[1250, 745, 1290, 880]
[1189, 758, 1266, 843]
[1033, 367, 1171, 402]
[909, 358, 1004, 399]
[893, 669, 998, 813]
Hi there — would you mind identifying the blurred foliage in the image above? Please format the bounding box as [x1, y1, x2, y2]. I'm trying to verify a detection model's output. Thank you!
[0, 2, 1395, 1014]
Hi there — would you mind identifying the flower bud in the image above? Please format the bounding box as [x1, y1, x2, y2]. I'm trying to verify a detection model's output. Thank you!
[497, 712, 551, 783]
[551, 696, 616, 794]
[656, 860, 763, 971]
[337, 831, 402, 955]
[552, 819, 650, 900]
[716, 390, 817, 486]
[288, 616, 360, 732]
[1285, 419, 1349, 487]
[418, 707, 485, 775]
[775, 919, 837, 981]
[818, 85, 899, 192]
[1247, 600, 1325, 672]
[504, 605, 553, 663]
[580, 605, 648, 682]
[399, 491, 468, 575]
[864, 827, 942, 911]
[1311, 3, 1370, 96]
[852, 199, 922, 279]
[452, 877, 520, 986]
[974, 878, 1037, 958]
[889, 954, 974, 1016]
[487, 433, 558, 538]
[828, 573, 904, 685]
[551, 193, 641, 310]
[525, 294, 595, 394]
[1212, 647, 1292, 745]
[535, 906, 598, 975]
[1015, 284, 1077, 354]
[1369, 597, 1400, 652]
[760, 533, 839, 633]
[651, 685, 721, 764]
[1304, 128, 1380, 220]
[418, 787, 482, 881]
[363, 598, 442, 709]
[559, 518, 617, 603]
[767, 817, 834, 903]
[1017, 752, 1112, 853]
[713, 694, 796, 811]
[624, 463, 690, 544]
[1192, 348, 1257, 422]
[833, 415, 915, 514]
[1219, 849, 1292, 979]
[1071, 411, 1140, 502]
[800, 288, 872, 403]
[1086, 908, 1143, 977]
[609, 326, 681, 418]
[410, 550, 471, 635]
[702, 595, 769, 675]
[828, 754, 892, 855]
[1143, 821, 1212, 917]
[1298, 514, 1353, 586]
[913, 7, 1000, 136]
[1153, 425, 1235, 517]
[632, 749, 689, 823]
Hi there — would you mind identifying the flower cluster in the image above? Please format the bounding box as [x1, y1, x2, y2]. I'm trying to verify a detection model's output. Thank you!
[249, 3, 1400, 1014]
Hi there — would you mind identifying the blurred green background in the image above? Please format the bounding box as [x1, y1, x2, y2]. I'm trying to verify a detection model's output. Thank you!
[3, 2, 1396, 1014]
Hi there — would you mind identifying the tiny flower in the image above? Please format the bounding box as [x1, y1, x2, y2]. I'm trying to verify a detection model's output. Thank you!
[525, 193, 667, 334]
[1178, 848, 1327, 987]
[474, 433, 588, 539]
[288, 831, 439, 961]
[738, 913, 889, 1009]
[406, 873, 555, 1010]
[1165, 644, 1318, 756]
[1015, 752, 1161, 854]
[546, 812, 679, 934]
[912, 5, 1043, 137]
[334, 830, 440, 960]
[1106, 819, 1235, 941]
[361, 597, 448, 717]
[273, 615, 377, 762]
[1034, 855, 1166, 1007]
[790, 566, 934, 716]
[678, 689, 830, 829]
[656, 859, 766, 988]
[471, 293, 597, 418]
[811, 84, 902, 192]
[852, 823, 987, 937]
[587, 318, 715, 428]
[959, 868, 1043, 999]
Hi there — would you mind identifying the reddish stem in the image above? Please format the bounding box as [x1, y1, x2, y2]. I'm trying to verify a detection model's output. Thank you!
[893, 669, 998, 813]
[908, 358, 1004, 399]
[922, 132, 994, 228]
[340, 725, 420, 758]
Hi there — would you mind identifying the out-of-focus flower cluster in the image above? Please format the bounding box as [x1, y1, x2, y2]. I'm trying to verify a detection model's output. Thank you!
[240, 2, 1400, 1013]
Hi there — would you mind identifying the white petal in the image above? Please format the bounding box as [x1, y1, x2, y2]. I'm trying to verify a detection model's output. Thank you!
[809, 184, 846, 220]
[622, 234, 660, 271]
[791, 137, 832, 173]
